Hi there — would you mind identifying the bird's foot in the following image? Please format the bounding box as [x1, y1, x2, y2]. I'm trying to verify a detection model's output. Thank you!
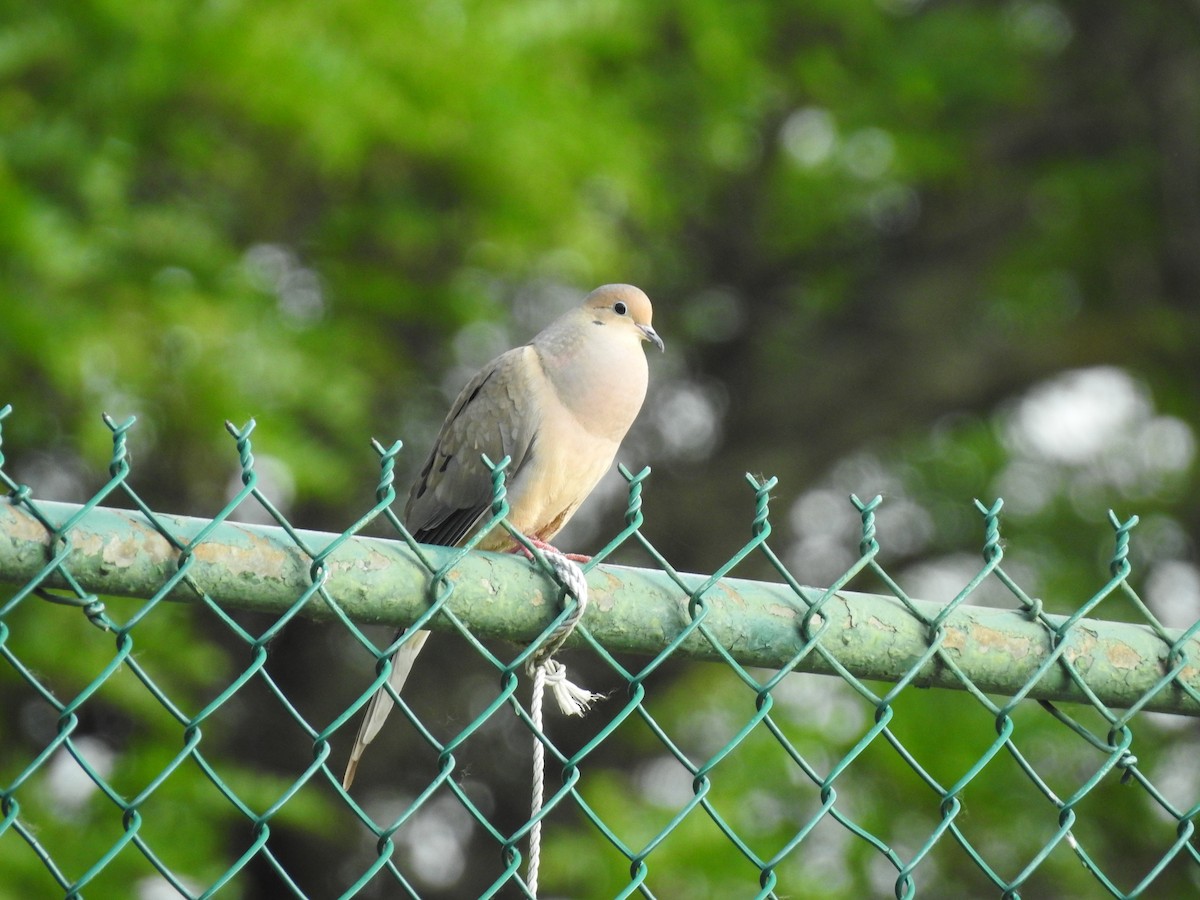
[511, 538, 592, 563]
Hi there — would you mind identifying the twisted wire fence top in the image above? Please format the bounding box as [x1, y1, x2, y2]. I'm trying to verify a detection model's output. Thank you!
[1, 407, 1198, 899]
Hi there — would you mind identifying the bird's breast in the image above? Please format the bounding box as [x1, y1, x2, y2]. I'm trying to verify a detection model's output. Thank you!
[540, 343, 649, 443]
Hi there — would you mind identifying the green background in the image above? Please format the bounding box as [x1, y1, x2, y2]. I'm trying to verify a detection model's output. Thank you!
[2, 1, 1198, 896]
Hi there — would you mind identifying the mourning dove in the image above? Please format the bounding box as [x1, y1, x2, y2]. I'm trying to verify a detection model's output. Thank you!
[342, 284, 663, 789]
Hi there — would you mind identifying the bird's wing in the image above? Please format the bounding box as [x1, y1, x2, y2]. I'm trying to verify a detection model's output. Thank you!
[404, 345, 543, 546]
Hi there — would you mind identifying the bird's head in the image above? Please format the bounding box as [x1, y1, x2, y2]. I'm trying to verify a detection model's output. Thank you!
[582, 284, 665, 352]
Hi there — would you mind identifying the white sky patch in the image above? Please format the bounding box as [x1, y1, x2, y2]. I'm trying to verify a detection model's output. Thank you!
[841, 127, 895, 180]
[1004, 367, 1146, 465]
[781, 107, 838, 168]
[46, 737, 115, 817]
[996, 367, 1195, 515]
[399, 794, 473, 889]
[1145, 560, 1200, 629]
[651, 379, 726, 462]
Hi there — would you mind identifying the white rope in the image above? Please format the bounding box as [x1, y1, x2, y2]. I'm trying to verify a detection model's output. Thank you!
[528, 663, 547, 897]
[526, 549, 600, 897]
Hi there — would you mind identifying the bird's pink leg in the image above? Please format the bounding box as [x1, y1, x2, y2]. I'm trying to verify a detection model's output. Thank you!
[510, 537, 592, 563]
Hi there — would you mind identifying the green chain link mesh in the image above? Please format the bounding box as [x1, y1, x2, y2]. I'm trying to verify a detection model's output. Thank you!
[1, 405, 1198, 898]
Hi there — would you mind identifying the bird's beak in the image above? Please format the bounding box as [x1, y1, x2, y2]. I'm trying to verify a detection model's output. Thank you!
[640, 324, 665, 352]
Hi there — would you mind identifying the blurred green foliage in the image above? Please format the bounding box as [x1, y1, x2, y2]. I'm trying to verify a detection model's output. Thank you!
[3, 0, 1200, 896]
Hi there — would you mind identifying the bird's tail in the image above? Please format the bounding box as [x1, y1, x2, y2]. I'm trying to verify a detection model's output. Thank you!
[342, 629, 431, 790]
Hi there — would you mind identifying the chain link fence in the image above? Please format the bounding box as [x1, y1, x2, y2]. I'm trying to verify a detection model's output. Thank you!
[1, 406, 1198, 898]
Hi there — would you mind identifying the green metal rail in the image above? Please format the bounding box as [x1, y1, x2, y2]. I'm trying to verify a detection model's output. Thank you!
[1, 499, 1196, 716]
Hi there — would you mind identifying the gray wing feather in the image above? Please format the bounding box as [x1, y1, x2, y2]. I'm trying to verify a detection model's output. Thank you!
[404, 346, 542, 544]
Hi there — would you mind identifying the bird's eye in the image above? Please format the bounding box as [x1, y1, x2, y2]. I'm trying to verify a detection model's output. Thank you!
[614, 301, 628, 316]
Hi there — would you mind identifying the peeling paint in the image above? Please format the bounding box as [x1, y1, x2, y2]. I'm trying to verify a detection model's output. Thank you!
[867, 615, 897, 635]
[1064, 628, 1098, 674]
[101, 534, 148, 571]
[717, 582, 747, 609]
[587, 570, 624, 612]
[968, 623, 1034, 661]
[2, 505, 51, 543]
[72, 530, 105, 558]
[193, 535, 290, 581]
[1106, 641, 1142, 670]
